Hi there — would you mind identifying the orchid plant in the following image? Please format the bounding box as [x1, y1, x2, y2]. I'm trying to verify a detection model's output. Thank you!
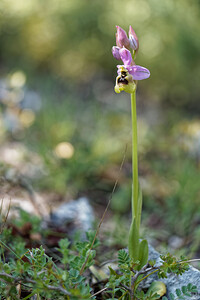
[112, 26, 150, 270]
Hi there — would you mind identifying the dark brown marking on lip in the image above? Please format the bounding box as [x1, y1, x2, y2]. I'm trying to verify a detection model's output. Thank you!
[121, 71, 127, 76]
[118, 77, 128, 84]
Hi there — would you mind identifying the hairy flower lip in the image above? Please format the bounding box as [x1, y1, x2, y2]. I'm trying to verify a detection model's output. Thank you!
[116, 26, 130, 49]
[115, 69, 136, 94]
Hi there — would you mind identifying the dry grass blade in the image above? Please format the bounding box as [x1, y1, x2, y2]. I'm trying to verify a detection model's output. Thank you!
[0, 198, 11, 234]
[90, 287, 108, 298]
[19, 177, 43, 217]
[0, 198, 4, 215]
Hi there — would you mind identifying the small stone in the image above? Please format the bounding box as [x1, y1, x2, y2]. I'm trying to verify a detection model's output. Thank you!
[50, 197, 95, 233]
[168, 235, 184, 249]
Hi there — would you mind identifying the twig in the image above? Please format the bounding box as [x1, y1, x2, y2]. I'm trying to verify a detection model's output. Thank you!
[79, 145, 127, 275]
[120, 283, 131, 292]
[180, 258, 200, 264]
[90, 284, 130, 298]
[90, 287, 108, 298]
[0, 272, 71, 296]
[131, 264, 159, 289]
[135, 269, 159, 287]
[118, 290, 128, 299]
[131, 263, 148, 285]
[100, 259, 118, 267]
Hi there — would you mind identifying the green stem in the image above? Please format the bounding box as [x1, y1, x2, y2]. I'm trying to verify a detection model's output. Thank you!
[131, 91, 138, 220]
[128, 91, 139, 262]
[135, 269, 159, 288]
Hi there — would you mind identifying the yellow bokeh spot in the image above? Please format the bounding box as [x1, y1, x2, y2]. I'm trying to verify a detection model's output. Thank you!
[10, 71, 26, 88]
[178, 120, 200, 137]
[19, 109, 35, 127]
[54, 142, 74, 159]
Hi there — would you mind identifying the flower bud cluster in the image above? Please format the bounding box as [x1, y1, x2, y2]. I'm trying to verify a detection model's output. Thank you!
[112, 26, 139, 60]
[112, 25, 150, 94]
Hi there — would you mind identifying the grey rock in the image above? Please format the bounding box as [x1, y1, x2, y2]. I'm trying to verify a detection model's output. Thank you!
[168, 235, 184, 250]
[144, 244, 200, 299]
[50, 197, 95, 233]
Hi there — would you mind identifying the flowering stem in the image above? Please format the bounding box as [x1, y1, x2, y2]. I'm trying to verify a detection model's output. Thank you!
[131, 91, 138, 221]
[128, 90, 140, 264]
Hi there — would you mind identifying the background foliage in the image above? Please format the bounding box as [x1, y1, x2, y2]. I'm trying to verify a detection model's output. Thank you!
[0, 0, 200, 107]
[0, 0, 200, 260]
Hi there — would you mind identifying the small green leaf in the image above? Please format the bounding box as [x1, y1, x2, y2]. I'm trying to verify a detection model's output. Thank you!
[169, 293, 175, 300]
[149, 259, 156, 267]
[176, 288, 181, 296]
[191, 286, 198, 293]
[58, 238, 70, 249]
[187, 283, 192, 290]
[181, 285, 187, 294]
[128, 217, 139, 262]
[108, 266, 118, 276]
[184, 292, 191, 297]
[118, 249, 130, 266]
[138, 239, 148, 269]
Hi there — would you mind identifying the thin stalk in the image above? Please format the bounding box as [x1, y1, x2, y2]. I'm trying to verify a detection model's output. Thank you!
[180, 258, 200, 264]
[131, 91, 138, 221]
[129, 90, 139, 299]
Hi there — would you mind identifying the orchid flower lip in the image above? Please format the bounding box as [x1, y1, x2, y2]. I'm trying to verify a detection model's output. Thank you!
[117, 64, 150, 80]
[115, 69, 136, 94]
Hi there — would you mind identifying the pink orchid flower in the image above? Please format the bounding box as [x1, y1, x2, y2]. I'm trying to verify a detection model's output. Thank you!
[117, 47, 150, 80]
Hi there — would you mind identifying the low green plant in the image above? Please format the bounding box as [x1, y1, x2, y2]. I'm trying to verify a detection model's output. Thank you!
[0, 231, 99, 299]
[0, 223, 197, 299]
[162, 283, 198, 300]
[106, 249, 191, 299]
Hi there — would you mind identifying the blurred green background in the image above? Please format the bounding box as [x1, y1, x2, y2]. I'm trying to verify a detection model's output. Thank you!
[1, 0, 200, 106]
[0, 0, 200, 257]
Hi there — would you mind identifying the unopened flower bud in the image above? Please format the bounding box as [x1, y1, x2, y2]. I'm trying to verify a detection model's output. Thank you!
[112, 46, 121, 60]
[116, 26, 130, 49]
[129, 26, 139, 51]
